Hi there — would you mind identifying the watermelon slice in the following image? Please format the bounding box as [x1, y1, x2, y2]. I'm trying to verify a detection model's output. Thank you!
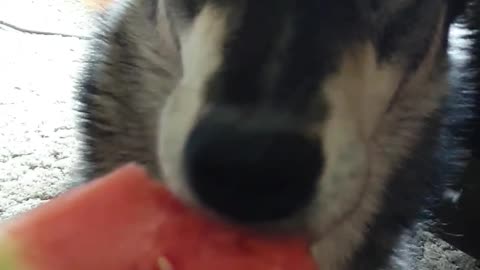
[0, 163, 317, 270]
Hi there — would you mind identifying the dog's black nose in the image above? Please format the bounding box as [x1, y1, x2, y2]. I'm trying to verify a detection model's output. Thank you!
[183, 111, 324, 223]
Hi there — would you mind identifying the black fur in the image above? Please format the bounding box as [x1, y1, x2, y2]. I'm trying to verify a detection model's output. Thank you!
[206, 0, 364, 115]
[461, 0, 480, 157]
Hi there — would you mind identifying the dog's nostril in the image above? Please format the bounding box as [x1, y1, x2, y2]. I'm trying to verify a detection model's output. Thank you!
[183, 113, 324, 223]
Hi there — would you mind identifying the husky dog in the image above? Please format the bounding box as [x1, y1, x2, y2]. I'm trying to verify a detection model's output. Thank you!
[75, 0, 479, 269]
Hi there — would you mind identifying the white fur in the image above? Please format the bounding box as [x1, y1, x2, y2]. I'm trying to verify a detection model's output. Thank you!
[158, 4, 229, 207]
[309, 8, 448, 270]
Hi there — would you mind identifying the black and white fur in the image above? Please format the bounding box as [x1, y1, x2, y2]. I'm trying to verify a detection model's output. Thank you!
[74, 0, 479, 269]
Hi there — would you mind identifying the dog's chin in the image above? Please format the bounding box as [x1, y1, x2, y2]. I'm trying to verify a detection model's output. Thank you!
[159, 159, 371, 244]
[161, 173, 313, 236]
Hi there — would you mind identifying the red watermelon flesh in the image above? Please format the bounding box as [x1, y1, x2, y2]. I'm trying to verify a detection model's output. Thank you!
[0, 163, 317, 270]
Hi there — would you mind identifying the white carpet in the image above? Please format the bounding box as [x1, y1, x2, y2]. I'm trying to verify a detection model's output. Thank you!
[0, 1, 478, 269]
[0, 0, 90, 219]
